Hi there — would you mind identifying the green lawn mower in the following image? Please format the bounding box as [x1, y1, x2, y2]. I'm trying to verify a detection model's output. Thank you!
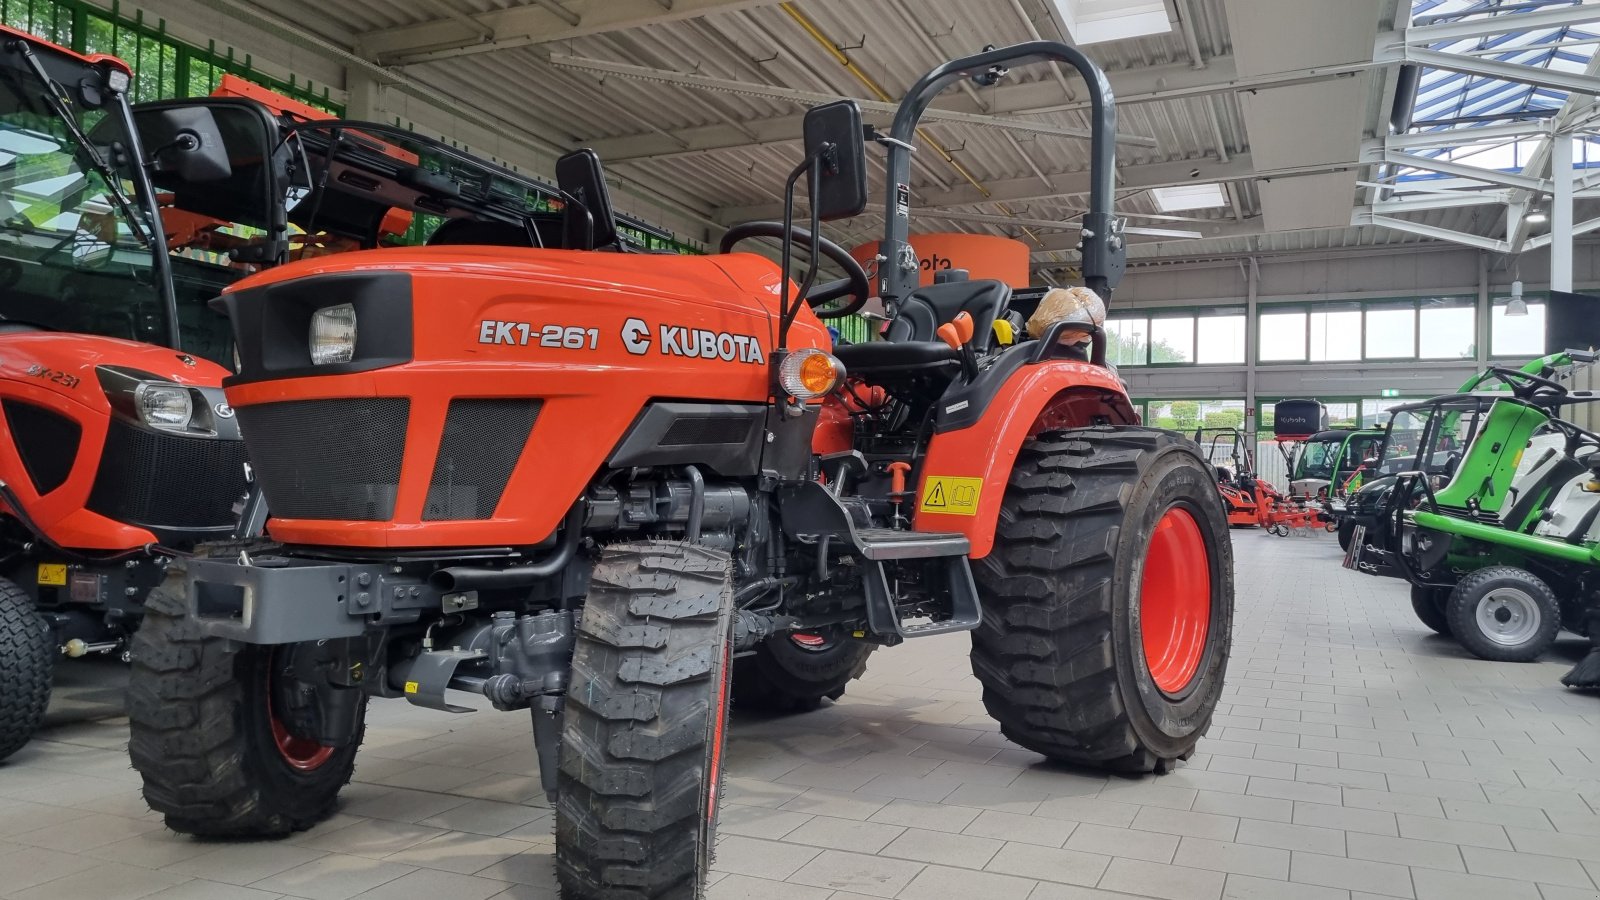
[1333, 351, 1595, 553]
[1345, 365, 1600, 688]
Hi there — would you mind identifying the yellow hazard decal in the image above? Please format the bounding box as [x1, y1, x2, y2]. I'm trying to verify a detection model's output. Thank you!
[37, 563, 66, 586]
[921, 476, 983, 516]
[404, 681, 420, 694]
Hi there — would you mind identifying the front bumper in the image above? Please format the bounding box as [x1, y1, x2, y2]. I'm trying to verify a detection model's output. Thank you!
[181, 552, 460, 644]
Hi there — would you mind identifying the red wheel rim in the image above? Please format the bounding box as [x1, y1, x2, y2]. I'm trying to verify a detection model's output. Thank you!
[266, 664, 336, 772]
[1139, 507, 1212, 695]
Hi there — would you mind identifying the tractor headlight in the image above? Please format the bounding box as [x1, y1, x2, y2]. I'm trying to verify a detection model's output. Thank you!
[134, 382, 193, 430]
[309, 303, 357, 365]
[779, 348, 844, 401]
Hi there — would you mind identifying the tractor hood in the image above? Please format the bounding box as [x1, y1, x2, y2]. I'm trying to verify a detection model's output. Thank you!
[0, 331, 229, 412]
[222, 246, 792, 319]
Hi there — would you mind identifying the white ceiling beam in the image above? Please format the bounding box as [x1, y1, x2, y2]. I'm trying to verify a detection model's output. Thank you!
[715, 154, 1281, 223]
[1397, 4, 1600, 47]
[1367, 191, 1511, 214]
[1393, 46, 1600, 96]
[1028, 217, 1266, 253]
[1383, 150, 1551, 191]
[547, 54, 1160, 147]
[1351, 212, 1512, 253]
[1380, 119, 1553, 152]
[571, 53, 1392, 162]
[1524, 216, 1600, 250]
[357, 0, 786, 65]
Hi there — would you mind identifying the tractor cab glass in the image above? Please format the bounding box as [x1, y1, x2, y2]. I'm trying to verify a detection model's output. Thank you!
[1294, 439, 1343, 482]
[0, 48, 168, 344]
[1386, 397, 1492, 484]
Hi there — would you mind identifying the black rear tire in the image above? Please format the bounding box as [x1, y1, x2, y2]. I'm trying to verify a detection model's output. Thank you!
[556, 541, 733, 900]
[1337, 519, 1356, 552]
[733, 631, 872, 713]
[128, 565, 365, 836]
[0, 579, 53, 762]
[971, 427, 1234, 773]
[1446, 566, 1560, 663]
[1409, 585, 1452, 636]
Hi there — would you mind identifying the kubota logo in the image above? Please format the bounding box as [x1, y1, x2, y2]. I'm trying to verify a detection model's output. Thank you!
[622, 318, 651, 355]
[619, 318, 765, 364]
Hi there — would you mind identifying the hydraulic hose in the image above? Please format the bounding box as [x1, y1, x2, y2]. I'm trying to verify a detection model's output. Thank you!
[430, 506, 584, 592]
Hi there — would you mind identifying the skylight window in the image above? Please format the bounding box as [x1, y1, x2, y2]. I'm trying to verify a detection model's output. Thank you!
[1150, 183, 1229, 212]
[1046, 0, 1172, 45]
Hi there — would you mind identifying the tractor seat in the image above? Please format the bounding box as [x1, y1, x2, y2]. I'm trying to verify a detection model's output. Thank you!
[836, 276, 1010, 376]
[834, 340, 959, 374]
[886, 277, 1012, 347]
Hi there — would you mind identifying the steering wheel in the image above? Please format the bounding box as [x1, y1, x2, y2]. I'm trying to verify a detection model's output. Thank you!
[719, 221, 871, 319]
[1487, 366, 1566, 399]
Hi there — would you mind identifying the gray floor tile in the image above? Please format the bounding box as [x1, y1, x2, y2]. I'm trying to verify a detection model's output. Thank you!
[1460, 845, 1596, 888]
[711, 836, 823, 880]
[1173, 837, 1292, 879]
[1289, 851, 1414, 898]
[1410, 868, 1543, 900]
[866, 798, 980, 833]
[1131, 806, 1240, 841]
[1066, 822, 1179, 863]
[787, 849, 925, 897]
[894, 864, 1035, 900]
[1192, 791, 1294, 823]
[879, 828, 1004, 869]
[250, 854, 415, 900]
[1345, 831, 1464, 872]
[782, 816, 904, 854]
[704, 874, 833, 900]
[962, 810, 1077, 848]
[1222, 873, 1351, 900]
[1097, 857, 1227, 900]
[985, 842, 1111, 887]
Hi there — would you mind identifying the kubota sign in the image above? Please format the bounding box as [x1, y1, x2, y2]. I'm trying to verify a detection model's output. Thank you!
[850, 233, 1030, 288]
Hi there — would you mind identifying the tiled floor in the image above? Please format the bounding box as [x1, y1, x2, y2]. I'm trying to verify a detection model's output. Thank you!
[7, 530, 1599, 900]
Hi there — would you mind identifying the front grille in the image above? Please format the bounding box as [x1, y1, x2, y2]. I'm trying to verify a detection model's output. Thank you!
[660, 414, 758, 446]
[86, 421, 247, 529]
[3, 400, 80, 495]
[236, 398, 410, 521]
[424, 399, 541, 520]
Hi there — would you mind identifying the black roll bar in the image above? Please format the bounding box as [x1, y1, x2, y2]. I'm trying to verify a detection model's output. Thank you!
[878, 41, 1124, 305]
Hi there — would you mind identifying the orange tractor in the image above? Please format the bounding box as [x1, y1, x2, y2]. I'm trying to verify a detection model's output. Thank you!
[125, 43, 1234, 898]
[1195, 428, 1328, 536]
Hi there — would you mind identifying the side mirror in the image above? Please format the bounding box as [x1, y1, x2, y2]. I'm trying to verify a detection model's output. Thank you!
[555, 149, 617, 250]
[140, 106, 232, 184]
[802, 101, 867, 221]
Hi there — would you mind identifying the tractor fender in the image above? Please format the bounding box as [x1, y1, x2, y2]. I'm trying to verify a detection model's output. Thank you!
[913, 357, 1137, 559]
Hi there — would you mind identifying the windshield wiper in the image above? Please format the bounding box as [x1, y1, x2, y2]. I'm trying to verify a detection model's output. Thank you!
[11, 40, 151, 248]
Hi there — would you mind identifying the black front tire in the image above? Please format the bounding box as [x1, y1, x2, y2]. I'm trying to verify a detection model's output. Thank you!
[1409, 585, 1452, 636]
[733, 631, 872, 713]
[971, 427, 1235, 773]
[556, 541, 734, 900]
[1337, 519, 1356, 552]
[1445, 566, 1561, 663]
[0, 579, 53, 762]
[128, 566, 365, 836]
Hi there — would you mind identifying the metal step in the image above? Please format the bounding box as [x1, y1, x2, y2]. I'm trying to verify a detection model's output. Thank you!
[863, 555, 982, 643]
[853, 528, 971, 560]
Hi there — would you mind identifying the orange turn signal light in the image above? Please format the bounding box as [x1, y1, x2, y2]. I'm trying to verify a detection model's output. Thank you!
[779, 348, 845, 400]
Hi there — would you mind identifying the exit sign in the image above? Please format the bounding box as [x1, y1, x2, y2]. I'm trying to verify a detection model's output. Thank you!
[1380, 389, 1400, 397]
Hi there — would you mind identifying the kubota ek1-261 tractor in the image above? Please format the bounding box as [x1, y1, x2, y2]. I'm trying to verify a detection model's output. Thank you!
[126, 42, 1235, 898]
[0, 26, 270, 759]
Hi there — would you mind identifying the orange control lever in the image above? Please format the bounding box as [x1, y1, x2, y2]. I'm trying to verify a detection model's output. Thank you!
[936, 322, 961, 349]
[951, 311, 974, 346]
[887, 461, 912, 496]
